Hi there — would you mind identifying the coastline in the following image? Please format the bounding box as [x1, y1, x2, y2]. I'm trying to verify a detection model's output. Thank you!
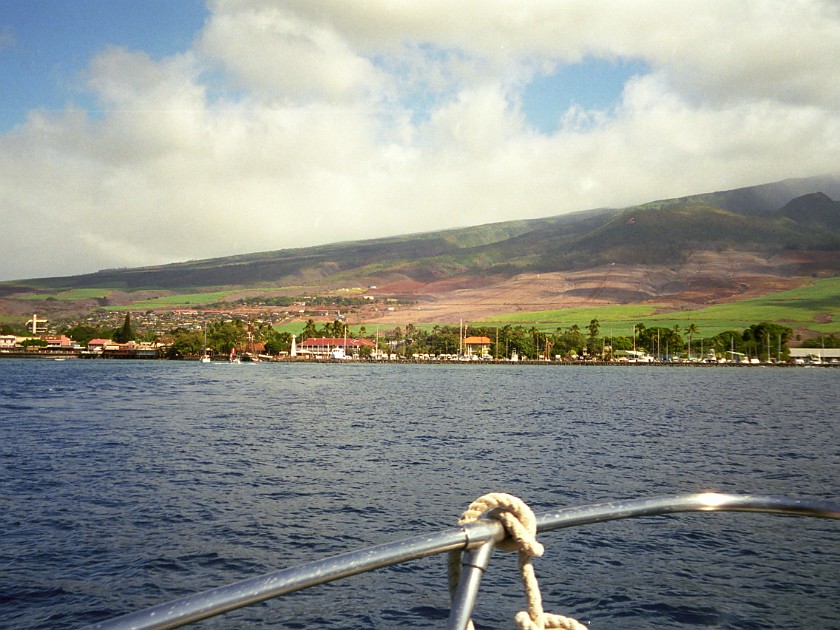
[0, 350, 834, 367]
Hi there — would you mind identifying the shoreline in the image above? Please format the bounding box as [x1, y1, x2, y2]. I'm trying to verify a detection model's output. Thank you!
[0, 350, 835, 367]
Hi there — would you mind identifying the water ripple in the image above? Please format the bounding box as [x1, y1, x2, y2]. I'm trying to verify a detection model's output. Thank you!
[0, 361, 837, 628]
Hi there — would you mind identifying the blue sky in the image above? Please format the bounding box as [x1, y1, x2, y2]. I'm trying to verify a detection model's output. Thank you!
[0, 0, 208, 130]
[0, 2, 642, 134]
[1, 1, 839, 280]
[522, 58, 648, 133]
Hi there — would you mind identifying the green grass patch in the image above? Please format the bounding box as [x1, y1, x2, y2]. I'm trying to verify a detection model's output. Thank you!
[272, 321, 308, 335]
[110, 291, 236, 310]
[475, 277, 840, 337]
[481, 305, 659, 335]
[672, 277, 840, 334]
[22, 288, 115, 301]
[485, 304, 658, 325]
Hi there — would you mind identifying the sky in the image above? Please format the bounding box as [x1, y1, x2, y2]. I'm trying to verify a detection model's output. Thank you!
[2, 1, 840, 281]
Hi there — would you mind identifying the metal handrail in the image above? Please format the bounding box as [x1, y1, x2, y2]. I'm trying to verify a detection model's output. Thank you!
[91, 493, 840, 629]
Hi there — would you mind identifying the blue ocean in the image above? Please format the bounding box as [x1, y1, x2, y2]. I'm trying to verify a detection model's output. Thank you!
[1, 360, 838, 628]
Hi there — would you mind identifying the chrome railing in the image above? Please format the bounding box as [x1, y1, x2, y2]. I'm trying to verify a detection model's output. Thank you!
[92, 493, 840, 630]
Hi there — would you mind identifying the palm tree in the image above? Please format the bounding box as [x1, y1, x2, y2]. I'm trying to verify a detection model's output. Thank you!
[587, 318, 600, 357]
[301, 319, 318, 342]
[685, 323, 698, 359]
[528, 326, 540, 359]
[633, 323, 646, 353]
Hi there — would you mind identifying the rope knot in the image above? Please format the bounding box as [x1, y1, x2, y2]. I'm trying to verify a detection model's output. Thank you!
[451, 493, 587, 630]
[457, 492, 544, 556]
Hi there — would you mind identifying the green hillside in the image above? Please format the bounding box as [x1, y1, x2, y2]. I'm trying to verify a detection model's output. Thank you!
[2, 175, 839, 340]
[479, 277, 840, 337]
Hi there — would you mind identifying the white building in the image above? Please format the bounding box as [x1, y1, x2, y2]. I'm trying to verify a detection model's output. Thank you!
[789, 348, 840, 362]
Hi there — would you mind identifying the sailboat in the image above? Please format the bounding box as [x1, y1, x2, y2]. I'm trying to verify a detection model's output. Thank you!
[199, 324, 211, 362]
[242, 330, 261, 362]
[229, 347, 241, 364]
[330, 326, 348, 360]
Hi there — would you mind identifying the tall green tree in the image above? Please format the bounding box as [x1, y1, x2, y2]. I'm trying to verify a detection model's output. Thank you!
[743, 322, 793, 361]
[301, 319, 318, 342]
[552, 325, 586, 358]
[587, 318, 601, 356]
[322, 319, 345, 338]
[209, 321, 246, 354]
[264, 330, 292, 355]
[166, 330, 203, 358]
[426, 325, 460, 356]
[802, 334, 840, 349]
[685, 323, 698, 358]
[641, 326, 683, 357]
[64, 324, 105, 346]
[112, 312, 136, 343]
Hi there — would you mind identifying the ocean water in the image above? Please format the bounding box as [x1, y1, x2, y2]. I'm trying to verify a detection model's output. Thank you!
[0, 360, 838, 629]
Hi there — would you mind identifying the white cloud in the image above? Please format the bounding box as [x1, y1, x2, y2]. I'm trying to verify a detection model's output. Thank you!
[198, 2, 385, 102]
[2, 0, 840, 280]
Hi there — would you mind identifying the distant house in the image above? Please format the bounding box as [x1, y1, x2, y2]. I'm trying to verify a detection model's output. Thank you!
[44, 335, 77, 349]
[463, 336, 492, 357]
[0, 335, 16, 350]
[87, 338, 112, 353]
[297, 337, 376, 359]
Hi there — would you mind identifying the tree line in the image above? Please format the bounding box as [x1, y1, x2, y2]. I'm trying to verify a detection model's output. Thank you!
[34, 315, 800, 361]
[377, 320, 795, 361]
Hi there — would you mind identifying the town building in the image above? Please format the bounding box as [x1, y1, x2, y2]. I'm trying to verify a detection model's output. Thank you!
[87, 338, 113, 353]
[296, 337, 376, 359]
[44, 335, 79, 349]
[789, 348, 840, 363]
[463, 336, 492, 357]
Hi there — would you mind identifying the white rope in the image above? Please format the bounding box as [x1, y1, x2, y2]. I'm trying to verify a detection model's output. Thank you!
[450, 493, 588, 630]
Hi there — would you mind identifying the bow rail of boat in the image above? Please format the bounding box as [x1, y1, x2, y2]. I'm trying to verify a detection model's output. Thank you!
[92, 493, 840, 630]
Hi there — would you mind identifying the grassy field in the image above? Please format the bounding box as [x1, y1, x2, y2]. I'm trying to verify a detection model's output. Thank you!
[269, 279, 839, 338]
[21, 288, 114, 301]
[484, 304, 659, 328]
[110, 291, 237, 310]
[477, 277, 840, 337]
[272, 321, 308, 335]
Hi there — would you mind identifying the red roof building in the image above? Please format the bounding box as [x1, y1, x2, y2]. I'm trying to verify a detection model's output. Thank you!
[44, 335, 76, 349]
[297, 337, 375, 358]
[87, 338, 113, 352]
[463, 336, 492, 357]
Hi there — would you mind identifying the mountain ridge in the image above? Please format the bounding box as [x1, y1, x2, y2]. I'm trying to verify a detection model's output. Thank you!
[5, 174, 838, 292]
[2, 174, 840, 326]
